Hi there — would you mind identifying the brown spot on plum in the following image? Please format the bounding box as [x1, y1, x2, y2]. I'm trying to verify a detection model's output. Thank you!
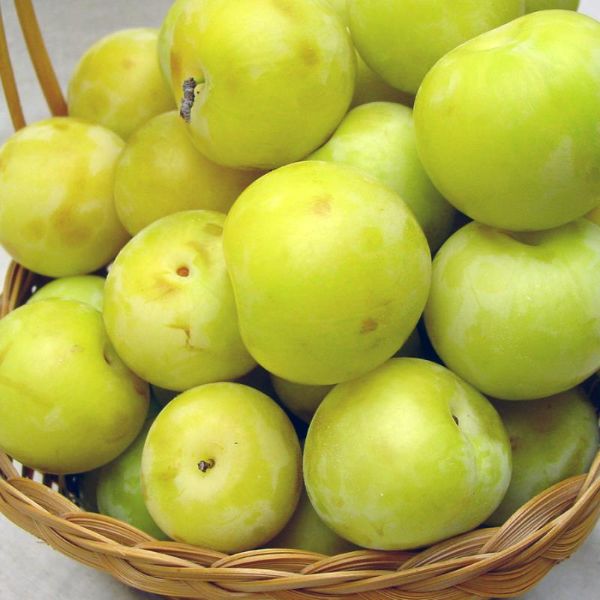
[300, 43, 319, 67]
[170, 52, 182, 83]
[176, 266, 190, 277]
[312, 195, 332, 216]
[272, 0, 298, 19]
[133, 379, 148, 397]
[204, 222, 223, 236]
[532, 403, 557, 434]
[24, 218, 45, 241]
[361, 318, 379, 334]
[169, 323, 195, 350]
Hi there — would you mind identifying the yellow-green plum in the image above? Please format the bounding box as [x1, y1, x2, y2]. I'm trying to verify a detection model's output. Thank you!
[223, 161, 431, 385]
[271, 328, 423, 423]
[268, 490, 357, 554]
[114, 111, 258, 235]
[348, 0, 523, 95]
[142, 383, 302, 552]
[352, 53, 414, 108]
[104, 210, 255, 391]
[526, 0, 579, 11]
[97, 404, 168, 539]
[0, 300, 149, 474]
[271, 376, 333, 424]
[0, 118, 128, 277]
[157, 0, 188, 94]
[425, 220, 600, 400]
[304, 358, 512, 550]
[28, 275, 105, 311]
[488, 388, 598, 526]
[310, 102, 455, 252]
[414, 10, 600, 231]
[68, 28, 173, 139]
[167, 0, 355, 169]
[318, 1, 412, 108]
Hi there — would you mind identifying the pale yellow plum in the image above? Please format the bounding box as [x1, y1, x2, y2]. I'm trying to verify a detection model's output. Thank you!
[268, 490, 357, 554]
[310, 102, 455, 251]
[271, 328, 423, 423]
[587, 205, 600, 226]
[104, 210, 255, 391]
[0, 300, 149, 474]
[28, 275, 105, 311]
[142, 383, 302, 552]
[348, 0, 524, 95]
[114, 111, 258, 235]
[425, 220, 600, 400]
[168, 0, 356, 169]
[488, 388, 598, 525]
[97, 403, 168, 539]
[271, 376, 333, 424]
[304, 358, 512, 550]
[352, 54, 414, 108]
[0, 118, 128, 277]
[68, 28, 174, 139]
[223, 161, 431, 385]
[526, 0, 579, 11]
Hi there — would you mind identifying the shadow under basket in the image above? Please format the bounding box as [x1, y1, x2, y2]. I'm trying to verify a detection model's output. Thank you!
[1, 2, 600, 599]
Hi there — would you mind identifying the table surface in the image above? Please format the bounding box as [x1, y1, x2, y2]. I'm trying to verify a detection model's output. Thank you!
[0, 1, 599, 598]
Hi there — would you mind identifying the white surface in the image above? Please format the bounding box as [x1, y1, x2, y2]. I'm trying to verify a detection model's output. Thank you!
[0, 1, 599, 598]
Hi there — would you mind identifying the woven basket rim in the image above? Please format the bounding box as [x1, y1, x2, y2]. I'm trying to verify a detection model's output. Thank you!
[1, 260, 599, 600]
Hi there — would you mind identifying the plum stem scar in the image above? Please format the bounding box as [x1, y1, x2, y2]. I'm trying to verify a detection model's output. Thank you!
[180, 77, 197, 123]
[198, 458, 215, 472]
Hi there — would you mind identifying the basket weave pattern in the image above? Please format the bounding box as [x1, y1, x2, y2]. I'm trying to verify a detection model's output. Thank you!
[0, 3, 599, 599]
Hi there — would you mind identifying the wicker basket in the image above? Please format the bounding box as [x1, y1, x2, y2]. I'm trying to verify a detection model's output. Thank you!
[1, 2, 599, 599]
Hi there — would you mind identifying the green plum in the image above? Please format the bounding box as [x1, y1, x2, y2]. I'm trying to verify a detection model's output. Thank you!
[304, 358, 512, 550]
[157, 0, 189, 94]
[414, 10, 600, 231]
[271, 327, 423, 423]
[68, 28, 173, 139]
[319, 1, 413, 107]
[352, 53, 414, 108]
[488, 388, 599, 525]
[104, 210, 255, 391]
[268, 489, 357, 554]
[348, 0, 523, 95]
[526, 0, 579, 11]
[142, 383, 302, 552]
[0, 118, 128, 277]
[223, 161, 431, 385]
[271, 376, 333, 424]
[28, 275, 105, 311]
[0, 300, 149, 474]
[114, 111, 258, 235]
[167, 0, 355, 169]
[310, 102, 455, 251]
[425, 220, 600, 400]
[97, 404, 168, 539]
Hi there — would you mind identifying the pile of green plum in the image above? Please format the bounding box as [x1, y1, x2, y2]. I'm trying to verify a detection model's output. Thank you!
[0, 0, 598, 555]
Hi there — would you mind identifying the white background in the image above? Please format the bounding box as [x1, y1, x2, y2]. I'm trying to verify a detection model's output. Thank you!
[0, 1, 599, 598]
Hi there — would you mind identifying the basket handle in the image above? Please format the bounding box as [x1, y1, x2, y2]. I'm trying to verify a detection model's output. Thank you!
[0, 4, 26, 129]
[14, 0, 67, 118]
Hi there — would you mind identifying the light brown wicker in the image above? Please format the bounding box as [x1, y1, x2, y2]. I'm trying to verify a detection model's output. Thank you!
[0, 2, 599, 599]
